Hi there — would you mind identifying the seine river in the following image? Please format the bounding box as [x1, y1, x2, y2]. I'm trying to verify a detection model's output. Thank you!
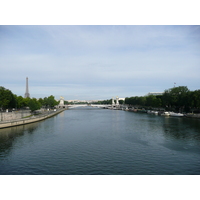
[0, 107, 200, 175]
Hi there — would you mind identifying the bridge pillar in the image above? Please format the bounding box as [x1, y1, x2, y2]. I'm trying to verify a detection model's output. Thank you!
[112, 97, 115, 107]
[116, 96, 119, 106]
[57, 96, 67, 108]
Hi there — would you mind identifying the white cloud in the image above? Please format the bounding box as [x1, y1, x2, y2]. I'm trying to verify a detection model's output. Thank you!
[0, 25, 200, 100]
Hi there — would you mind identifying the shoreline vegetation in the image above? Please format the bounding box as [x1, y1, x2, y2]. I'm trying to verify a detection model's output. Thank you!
[1, 85, 200, 127]
[94, 86, 200, 115]
[0, 86, 59, 113]
[122, 108, 200, 119]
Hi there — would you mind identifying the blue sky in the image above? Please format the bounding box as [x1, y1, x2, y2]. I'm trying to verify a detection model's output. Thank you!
[0, 25, 200, 100]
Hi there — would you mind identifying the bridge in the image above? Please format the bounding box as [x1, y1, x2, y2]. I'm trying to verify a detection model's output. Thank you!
[67, 104, 112, 109]
[56, 96, 124, 109]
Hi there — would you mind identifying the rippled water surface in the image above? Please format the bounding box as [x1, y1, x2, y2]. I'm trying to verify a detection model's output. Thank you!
[0, 107, 200, 175]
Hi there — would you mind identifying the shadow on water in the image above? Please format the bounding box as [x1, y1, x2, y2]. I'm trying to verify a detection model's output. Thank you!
[161, 116, 200, 154]
[0, 122, 40, 156]
[162, 117, 200, 140]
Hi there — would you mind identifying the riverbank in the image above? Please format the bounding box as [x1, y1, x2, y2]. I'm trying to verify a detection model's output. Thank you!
[125, 108, 200, 119]
[109, 105, 200, 119]
[0, 108, 67, 129]
[185, 113, 200, 118]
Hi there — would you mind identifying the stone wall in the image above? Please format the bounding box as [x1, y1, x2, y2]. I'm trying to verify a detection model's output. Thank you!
[0, 108, 66, 129]
[0, 111, 31, 121]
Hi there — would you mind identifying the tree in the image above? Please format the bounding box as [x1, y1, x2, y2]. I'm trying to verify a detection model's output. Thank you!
[47, 95, 59, 108]
[23, 97, 30, 107]
[43, 97, 48, 108]
[28, 98, 41, 112]
[64, 100, 69, 105]
[138, 96, 146, 106]
[146, 95, 156, 107]
[119, 100, 124, 104]
[162, 86, 190, 112]
[36, 96, 59, 108]
[94, 99, 112, 104]
[0, 86, 16, 110]
[15, 95, 23, 108]
[15, 95, 29, 109]
[189, 90, 200, 112]
[125, 97, 132, 105]
[38, 98, 44, 106]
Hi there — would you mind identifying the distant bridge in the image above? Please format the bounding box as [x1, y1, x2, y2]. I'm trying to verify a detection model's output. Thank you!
[56, 96, 124, 109]
[67, 104, 112, 109]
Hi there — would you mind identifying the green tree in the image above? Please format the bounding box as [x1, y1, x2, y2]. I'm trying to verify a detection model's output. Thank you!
[15, 95, 23, 108]
[189, 90, 200, 112]
[48, 95, 59, 107]
[43, 97, 48, 107]
[64, 100, 69, 105]
[162, 86, 190, 111]
[28, 98, 41, 112]
[15, 95, 29, 109]
[94, 99, 112, 104]
[146, 95, 156, 107]
[125, 97, 132, 105]
[138, 96, 146, 106]
[38, 98, 44, 106]
[0, 86, 16, 110]
[23, 97, 30, 107]
[119, 100, 124, 104]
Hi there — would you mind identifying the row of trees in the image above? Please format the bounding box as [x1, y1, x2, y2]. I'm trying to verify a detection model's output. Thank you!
[93, 99, 124, 105]
[1, 85, 200, 113]
[0, 86, 59, 112]
[93, 99, 112, 104]
[125, 86, 200, 113]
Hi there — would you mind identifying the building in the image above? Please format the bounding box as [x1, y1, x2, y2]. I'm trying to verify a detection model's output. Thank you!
[146, 92, 163, 96]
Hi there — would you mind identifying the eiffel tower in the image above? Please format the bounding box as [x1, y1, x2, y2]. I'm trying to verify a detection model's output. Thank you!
[24, 77, 30, 98]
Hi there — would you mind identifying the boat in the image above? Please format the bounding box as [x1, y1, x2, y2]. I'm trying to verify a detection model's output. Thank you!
[161, 112, 170, 116]
[147, 110, 158, 114]
[147, 110, 153, 114]
[170, 112, 184, 117]
[137, 109, 147, 113]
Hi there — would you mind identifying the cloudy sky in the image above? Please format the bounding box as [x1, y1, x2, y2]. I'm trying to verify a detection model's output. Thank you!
[0, 25, 200, 100]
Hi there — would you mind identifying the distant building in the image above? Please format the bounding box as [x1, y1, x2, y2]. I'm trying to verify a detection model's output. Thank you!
[146, 92, 163, 96]
[119, 98, 125, 101]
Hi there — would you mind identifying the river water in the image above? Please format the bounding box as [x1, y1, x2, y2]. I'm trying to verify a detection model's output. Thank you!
[0, 107, 200, 175]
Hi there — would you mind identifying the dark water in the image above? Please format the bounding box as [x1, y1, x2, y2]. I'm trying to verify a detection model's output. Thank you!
[0, 107, 200, 175]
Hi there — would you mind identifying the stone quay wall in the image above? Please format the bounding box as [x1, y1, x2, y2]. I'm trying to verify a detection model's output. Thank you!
[0, 111, 31, 121]
[0, 108, 66, 129]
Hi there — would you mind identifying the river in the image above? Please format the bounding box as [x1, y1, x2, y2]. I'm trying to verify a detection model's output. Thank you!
[0, 107, 200, 175]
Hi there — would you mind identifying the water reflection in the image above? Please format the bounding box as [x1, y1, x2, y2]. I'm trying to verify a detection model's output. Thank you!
[0, 122, 40, 156]
[0, 109, 200, 175]
[162, 117, 200, 141]
[160, 116, 200, 155]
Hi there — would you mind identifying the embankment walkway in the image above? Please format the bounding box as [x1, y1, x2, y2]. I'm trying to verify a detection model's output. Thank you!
[0, 108, 67, 129]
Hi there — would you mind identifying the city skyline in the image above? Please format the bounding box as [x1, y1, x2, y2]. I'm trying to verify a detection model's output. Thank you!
[1, 25, 200, 100]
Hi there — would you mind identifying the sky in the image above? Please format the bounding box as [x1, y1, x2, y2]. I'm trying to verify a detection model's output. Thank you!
[0, 25, 200, 100]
